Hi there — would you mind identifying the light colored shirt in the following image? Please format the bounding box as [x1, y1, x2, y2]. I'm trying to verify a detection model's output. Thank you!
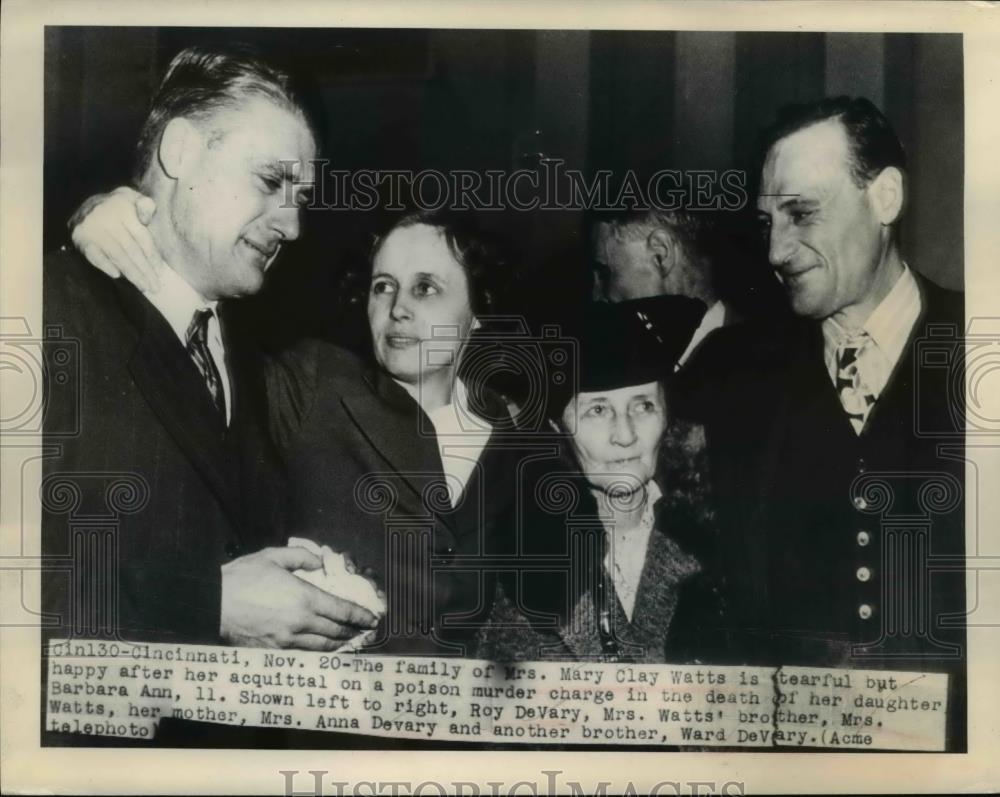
[822, 265, 922, 413]
[143, 266, 231, 424]
[603, 480, 661, 622]
[677, 300, 727, 369]
[424, 379, 493, 507]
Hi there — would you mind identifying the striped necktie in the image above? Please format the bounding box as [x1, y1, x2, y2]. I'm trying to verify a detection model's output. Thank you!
[835, 331, 877, 435]
[185, 308, 226, 418]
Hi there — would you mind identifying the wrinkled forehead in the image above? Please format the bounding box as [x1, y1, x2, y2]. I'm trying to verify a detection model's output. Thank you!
[757, 119, 852, 210]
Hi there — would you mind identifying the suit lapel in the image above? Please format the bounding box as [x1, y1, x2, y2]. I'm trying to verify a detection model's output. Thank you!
[224, 312, 286, 541]
[627, 529, 700, 656]
[553, 510, 703, 662]
[862, 276, 939, 440]
[118, 283, 244, 537]
[442, 397, 517, 542]
[340, 367, 446, 513]
[862, 327, 915, 441]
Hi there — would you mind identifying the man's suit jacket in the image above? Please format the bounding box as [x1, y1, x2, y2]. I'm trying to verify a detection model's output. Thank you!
[42, 249, 286, 647]
[265, 339, 539, 656]
[680, 272, 966, 748]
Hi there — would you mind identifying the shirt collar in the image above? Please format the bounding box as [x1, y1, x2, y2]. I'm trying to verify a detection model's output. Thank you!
[822, 264, 922, 364]
[862, 264, 922, 367]
[702, 300, 727, 330]
[602, 480, 661, 532]
[645, 478, 663, 510]
[621, 478, 663, 532]
[143, 264, 217, 345]
[426, 378, 466, 423]
[427, 377, 492, 433]
[396, 376, 493, 434]
[677, 300, 726, 367]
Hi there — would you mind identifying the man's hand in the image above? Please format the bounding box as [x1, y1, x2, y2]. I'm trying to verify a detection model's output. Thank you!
[220, 547, 380, 650]
[69, 185, 165, 293]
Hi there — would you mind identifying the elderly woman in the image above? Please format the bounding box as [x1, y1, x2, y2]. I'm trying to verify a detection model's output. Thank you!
[69, 195, 528, 655]
[478, 297, 726, 664]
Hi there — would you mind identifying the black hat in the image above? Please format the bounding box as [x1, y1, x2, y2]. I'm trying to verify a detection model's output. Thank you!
[546, 294, 706, 419]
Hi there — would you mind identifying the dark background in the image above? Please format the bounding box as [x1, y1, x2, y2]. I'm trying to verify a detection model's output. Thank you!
[44, 27, 964, 350]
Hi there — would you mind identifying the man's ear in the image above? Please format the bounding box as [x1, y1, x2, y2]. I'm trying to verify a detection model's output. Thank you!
[868, 166, 904, 226]
[157, 117, 202, 180]
[647, 227, 676, 281]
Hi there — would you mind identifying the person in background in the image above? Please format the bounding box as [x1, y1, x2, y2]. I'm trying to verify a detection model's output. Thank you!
[592, 209, 724, 368]
[590, 206, 787, 371]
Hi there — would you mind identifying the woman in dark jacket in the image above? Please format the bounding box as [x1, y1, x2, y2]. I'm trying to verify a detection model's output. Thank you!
[69, 197, 532, 655]
[478, 298, 729, 664]
[264, 209, 533, 655]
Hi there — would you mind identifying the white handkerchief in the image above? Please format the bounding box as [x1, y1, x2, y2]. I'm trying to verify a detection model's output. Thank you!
[288, 537, 386, 652]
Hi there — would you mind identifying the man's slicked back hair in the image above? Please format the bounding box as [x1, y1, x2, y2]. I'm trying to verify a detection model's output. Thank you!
[759, 95, 906, 189]
[133, 44, 306, 185]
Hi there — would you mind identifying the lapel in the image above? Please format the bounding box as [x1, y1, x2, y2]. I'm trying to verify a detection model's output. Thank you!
[784, 273, 946, 444]
[547, 479, 607, 660]
[554, 501, 702, 662]
[626, 527, 701, 653]
[222, 306, 285, 538]
[441, 428, 492, 539]
[439, 389, 519, 540]
[860, 328, 915, 442]
[340, 364, 447, 520]
[861, 273, 945, 441]
[117, 281, 245, 538]
[757, 273, 956, 486]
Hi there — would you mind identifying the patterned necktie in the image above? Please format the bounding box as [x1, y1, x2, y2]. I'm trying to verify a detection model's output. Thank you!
[186, 308, 226, 418]
[835, 332, 877, 435]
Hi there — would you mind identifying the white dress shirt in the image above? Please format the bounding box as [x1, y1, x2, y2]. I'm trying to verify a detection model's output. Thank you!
[821, 265, 922, 412]
[677, 300, 727, 369]
[143, 266, 232, 424]
[422, 379, 493, 507]
[603, 480, 661, 622]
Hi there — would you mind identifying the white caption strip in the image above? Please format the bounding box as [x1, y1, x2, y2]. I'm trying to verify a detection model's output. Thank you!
[45, 640, 947, 750]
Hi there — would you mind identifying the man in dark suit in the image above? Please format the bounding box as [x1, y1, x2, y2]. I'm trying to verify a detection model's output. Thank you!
[684, 96, 966, 749]
[42, 46, 377, 664]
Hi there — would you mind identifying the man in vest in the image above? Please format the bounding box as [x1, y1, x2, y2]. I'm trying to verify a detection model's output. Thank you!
[687, 96, 966, 749]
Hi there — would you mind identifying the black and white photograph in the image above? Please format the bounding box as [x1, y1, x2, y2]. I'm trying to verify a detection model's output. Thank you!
[2, 1, 999, 794]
